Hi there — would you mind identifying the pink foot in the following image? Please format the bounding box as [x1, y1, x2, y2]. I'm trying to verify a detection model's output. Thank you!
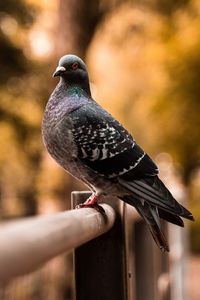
[84, 194, 99, 205]
[76, 194, 105, 214]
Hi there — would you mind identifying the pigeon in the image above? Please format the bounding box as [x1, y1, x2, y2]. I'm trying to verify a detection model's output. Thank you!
[42, 54, 194, 252]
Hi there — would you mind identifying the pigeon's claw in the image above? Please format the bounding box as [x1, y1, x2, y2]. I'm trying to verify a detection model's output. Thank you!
[75, 193, 105, 213]
[84, 194, 99, 205]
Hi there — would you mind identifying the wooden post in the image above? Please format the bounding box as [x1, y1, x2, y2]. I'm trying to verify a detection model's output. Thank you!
[134, 220, 170, 300]
[72, 191, 128, 300]
[134, 221, 156, 300]
[168, 224, 186, 300]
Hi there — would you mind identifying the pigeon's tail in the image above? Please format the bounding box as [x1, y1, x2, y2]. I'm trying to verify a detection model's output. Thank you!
[123, 196, 169, 252]
[158, 208, 184, 227]
[119, 176, 194, 221]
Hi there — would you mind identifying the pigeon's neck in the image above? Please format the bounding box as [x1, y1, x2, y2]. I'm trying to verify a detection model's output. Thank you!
[66, 86, 88, 98]
[61, 78, 91, 97]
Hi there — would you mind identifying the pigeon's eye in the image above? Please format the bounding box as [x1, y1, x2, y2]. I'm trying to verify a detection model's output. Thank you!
[72, 62, 79, 70]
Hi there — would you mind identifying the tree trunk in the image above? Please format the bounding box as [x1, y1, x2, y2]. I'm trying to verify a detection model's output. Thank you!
[55, 0, 102, 58]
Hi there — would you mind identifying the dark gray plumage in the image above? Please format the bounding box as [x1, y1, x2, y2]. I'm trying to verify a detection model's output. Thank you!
[42, 54, 194, 252]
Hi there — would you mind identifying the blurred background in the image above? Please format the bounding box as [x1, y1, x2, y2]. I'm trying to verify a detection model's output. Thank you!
[0, 0, 200, 299]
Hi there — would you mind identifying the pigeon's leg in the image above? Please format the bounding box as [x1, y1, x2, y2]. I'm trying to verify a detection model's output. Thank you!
[76, 192, 105, 213]
[84, 194, 99, 205]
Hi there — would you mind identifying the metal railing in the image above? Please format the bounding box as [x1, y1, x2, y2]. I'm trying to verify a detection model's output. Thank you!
[0, 191, 187, 300]
[0, 192, 115, 283]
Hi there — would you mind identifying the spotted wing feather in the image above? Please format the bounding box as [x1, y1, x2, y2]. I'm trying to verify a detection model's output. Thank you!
[70, 102, 158, 179]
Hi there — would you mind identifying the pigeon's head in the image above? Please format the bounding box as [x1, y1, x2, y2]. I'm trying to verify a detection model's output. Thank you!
[53, 54, 88, 84]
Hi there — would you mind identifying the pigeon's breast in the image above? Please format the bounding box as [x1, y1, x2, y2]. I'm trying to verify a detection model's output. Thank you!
[42, 110, 77, 165]
[42, 116, 97, 184]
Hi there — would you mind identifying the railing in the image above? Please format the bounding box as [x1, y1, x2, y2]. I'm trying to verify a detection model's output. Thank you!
[0, 191, 187, 300]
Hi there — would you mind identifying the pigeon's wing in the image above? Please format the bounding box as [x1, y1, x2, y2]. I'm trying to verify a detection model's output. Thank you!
[70, 102, 158, 180]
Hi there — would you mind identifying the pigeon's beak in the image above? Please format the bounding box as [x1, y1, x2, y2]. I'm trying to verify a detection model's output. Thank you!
[53, 66, 66, 77]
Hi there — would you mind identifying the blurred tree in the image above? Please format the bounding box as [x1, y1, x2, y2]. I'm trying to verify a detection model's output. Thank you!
[0, 0, 36, 84]
[0, 0, 42, 216]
